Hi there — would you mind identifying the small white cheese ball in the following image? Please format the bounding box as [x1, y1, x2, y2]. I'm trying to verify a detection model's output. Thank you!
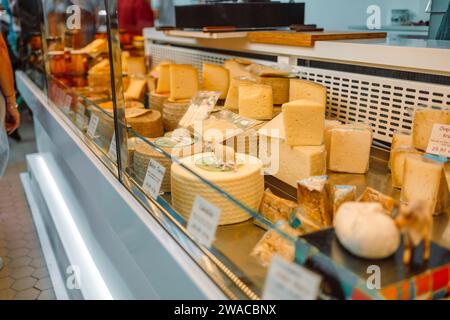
[334, 202, 400, 259]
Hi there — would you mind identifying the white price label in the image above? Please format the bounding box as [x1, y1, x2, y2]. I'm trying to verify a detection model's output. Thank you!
[109, 133, 117, 159]
[263, 255, 321, 300]
[187, 196, 221, 248]
[87, 114, 99, 138]
[76, 113, 87, 129]
[143, 159, 166, 199]
[426, 124, 450, 158]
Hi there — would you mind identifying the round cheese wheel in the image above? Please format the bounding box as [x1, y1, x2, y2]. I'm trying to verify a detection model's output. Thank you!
[334, 202, 400, 259]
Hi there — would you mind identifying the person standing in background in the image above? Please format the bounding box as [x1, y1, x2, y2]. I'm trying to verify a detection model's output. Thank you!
[0, 32, 21, 270]
[118, 0, 155, 36]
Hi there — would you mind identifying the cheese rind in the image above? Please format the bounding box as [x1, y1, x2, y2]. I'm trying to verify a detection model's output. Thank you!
[413, 109, 450, 151]
[224, 77, 256, 111]
[282, 99, 325, 146]
[259, 76, 289, 105]
[289, 79, 327, 107]
[169, 64, 199, 101]
[297, 176, 331, 227]
[328, 124, 372, 174]
[202, 63, 230, 99]
[156, 64, 171, 93]
[238, 84, 273, 120]
[401, 156, 444, 216]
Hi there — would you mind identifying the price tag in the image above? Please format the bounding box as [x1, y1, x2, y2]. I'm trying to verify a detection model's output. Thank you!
[187, 196, 221, 248]
[76, 113, 87, 129]
[62, 94, 72, 114]
[263, 255, 321, 300]
[87, 114, 99, 138]
[143, 159, 166, 199]
[108, 133, 117, 160]
[426, 124, 450, 158]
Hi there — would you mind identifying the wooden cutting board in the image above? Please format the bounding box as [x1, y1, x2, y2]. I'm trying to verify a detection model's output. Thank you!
[248, 31, 387, 47]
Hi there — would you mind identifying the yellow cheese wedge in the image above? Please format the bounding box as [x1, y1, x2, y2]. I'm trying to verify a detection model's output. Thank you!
[224, 77, 256, 111]
[169, 64, 199, 101]
[124, 78, 147, 100]
[156, 64, 171, 93]
[202, 63, 230, 100]
[126, 56, 146, 75]
[259, 76, 289, 105]
[388, 133, 413, 169]
[238, 84, 273, 120]
[289, 79, 327, 107]
[390, 148, 422, 189]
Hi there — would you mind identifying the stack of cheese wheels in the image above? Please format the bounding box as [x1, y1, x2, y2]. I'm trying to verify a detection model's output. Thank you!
[133, 135, 202, 191]
[126, 109, 164, 138]
[149, 91, 169, 113]
[171, 152, 264, 225]
[162, 100, 190, 131]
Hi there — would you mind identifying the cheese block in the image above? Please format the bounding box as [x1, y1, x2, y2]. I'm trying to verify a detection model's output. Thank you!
[162, 100, 190, 132]
[126, 56, 146, 75]
[171, 153, 264, 225]
[334, 202, 400, 259]
[328, 123, 372, 174]
[390, 148, 422, 188]
[224, 59, 253, 79]
[413, 109, 450, 151]
[402, 156, 444, 216]
[257, 189, 298, 229]
[258, 76, 289, 105]
[224, 77, 256, 111]
[258, 118, 327, 188]
[126, 109, 164, 138]
[324, 119, 343, 163]
[81, 38, 107, 54]
[297, 176, 332, 227]
[156, 64, 170, 93]
[124, 78, 147, 100]
[289, 79, 327, 107]
[388, 133, 413, 169]
[169, 64, 199, 101]
[282, 99, 325, 146]
[329, 185, 356, 218]
[149, 91, 168, 113]
[251, 222, 300, 267]
[359, 187, 395, 214]
[134, 135, 202, 192]
[202, 63, 230, 100]
[238, 84, 273, 120]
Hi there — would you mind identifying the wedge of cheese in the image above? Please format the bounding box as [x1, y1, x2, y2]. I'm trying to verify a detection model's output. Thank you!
[238, 84, 273, 120]
[169, 64, 199, 101]
[126, 56, 146, 75]
[324, 119, 343, 163]
[224, 77, 256, 111]
[202, 63, 230, 100]
[413, 109, 450, 151]
[289, 79, 327, 107]
[224, 59, 253, 79]
[390, 148, 422, 189]
[297, 176, 331, 227]
[124, 78, 147, 100]
[259, 76, 289, 105]
[388, 133, 413, 169]
[328, 123, 372, 174]
[402, 156, 444, 216]
[156, 64, 170, 93]
[282, 99, 325, 146]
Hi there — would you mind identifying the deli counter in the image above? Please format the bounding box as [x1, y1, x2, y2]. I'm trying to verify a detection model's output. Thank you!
[16, 1, 450, 300]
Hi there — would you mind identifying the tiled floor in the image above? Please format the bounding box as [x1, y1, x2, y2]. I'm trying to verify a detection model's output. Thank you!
[0, 110, 56, 300]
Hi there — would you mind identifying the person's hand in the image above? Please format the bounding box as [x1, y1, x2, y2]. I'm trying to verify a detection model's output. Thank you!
[5, 96, 20, 135]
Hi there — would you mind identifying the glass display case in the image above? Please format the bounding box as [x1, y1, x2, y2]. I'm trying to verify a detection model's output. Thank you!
[16, 0, 450, 300]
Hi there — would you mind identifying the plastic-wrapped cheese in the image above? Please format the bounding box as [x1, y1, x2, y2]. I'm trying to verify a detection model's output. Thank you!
[282, 99, 325, 146]
[388, 133, 413, 169]
[413, 109, 450, 151]
[334, 202, 400, 259]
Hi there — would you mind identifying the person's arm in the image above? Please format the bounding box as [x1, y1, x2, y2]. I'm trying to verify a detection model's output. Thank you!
[0, 33, 20, 134]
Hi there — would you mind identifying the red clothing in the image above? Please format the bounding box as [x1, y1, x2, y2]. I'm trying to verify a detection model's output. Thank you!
[118, 0, 154, 36]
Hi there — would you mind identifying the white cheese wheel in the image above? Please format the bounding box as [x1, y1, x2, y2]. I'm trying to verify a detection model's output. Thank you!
[334, 202, 400, 259]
